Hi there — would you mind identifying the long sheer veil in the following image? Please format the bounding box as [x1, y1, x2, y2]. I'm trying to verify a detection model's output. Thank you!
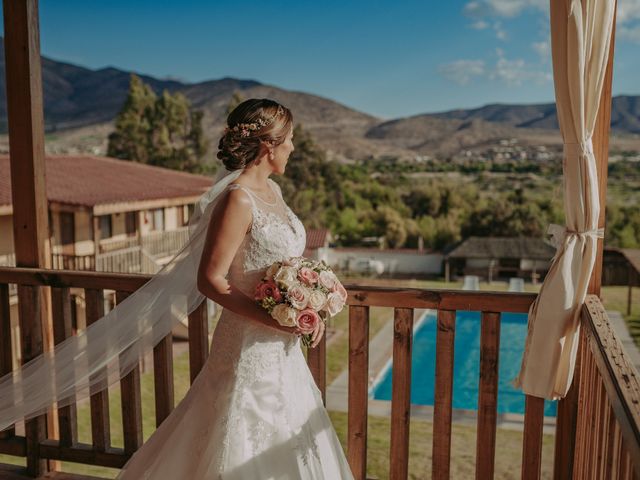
[0, 167, 243, 431]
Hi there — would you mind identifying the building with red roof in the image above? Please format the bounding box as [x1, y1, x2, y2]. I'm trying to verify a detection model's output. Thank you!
[0, 155, 213, 272]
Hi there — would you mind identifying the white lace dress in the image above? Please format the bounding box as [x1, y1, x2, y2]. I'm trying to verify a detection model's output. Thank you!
[117, 178, 354, 480]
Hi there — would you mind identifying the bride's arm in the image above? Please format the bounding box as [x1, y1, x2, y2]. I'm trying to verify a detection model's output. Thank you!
[196, 188, 298, 335]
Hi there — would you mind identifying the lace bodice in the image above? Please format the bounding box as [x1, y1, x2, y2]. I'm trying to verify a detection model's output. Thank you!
[226, 178, 307, 295]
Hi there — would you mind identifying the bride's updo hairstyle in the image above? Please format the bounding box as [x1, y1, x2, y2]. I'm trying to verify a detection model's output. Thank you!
[217, 98, 293, 171]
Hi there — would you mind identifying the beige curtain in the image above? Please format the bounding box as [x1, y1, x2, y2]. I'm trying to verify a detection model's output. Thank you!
[513, 0, 615, 400]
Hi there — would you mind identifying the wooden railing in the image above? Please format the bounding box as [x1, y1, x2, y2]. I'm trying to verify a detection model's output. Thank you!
[50, 228, 188, 274]
[307, 285, 545, 480]
[570, 295, 640, 479]
[95, 247, 142, 274]
[98, 236, 139, 254]
[141, 227, 189, 258]
[0, 267, 208, 473]
[0, 268, 638, 479]
[51, 253, 95, 271]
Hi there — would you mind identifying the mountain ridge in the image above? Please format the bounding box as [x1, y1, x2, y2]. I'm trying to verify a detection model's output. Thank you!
[1, 37, 638, 160]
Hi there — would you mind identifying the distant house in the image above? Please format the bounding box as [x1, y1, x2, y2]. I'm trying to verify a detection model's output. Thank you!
[444, 236, 556, 282]
[1, 155, 214, 364]
[0, 155, 212, 273]
[603, 247, 640, 315]
[603, 247, 640, 285]
[304, 228, 333, 262]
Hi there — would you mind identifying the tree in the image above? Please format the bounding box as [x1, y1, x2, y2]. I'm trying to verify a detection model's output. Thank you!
[107, 75, 155, 164]
[108, 74, 209, 173]
[225, 92, 245, 117]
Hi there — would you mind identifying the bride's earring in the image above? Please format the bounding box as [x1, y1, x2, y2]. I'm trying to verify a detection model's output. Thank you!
[268, 149, 275, 161]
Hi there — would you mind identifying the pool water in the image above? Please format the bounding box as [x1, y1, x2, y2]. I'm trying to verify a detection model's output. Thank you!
[371, 310, 557, 417]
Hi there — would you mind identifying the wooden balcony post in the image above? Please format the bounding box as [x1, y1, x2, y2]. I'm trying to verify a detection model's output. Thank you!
[554, 4, 618, 479]
[3, 0, 56, 475]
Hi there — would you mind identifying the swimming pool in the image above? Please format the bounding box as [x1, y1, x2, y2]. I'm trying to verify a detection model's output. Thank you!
[370, 310, 557, 417]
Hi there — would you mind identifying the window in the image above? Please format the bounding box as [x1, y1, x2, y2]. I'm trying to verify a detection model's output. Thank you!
[99, 215, 112, 240]
[125, 212, 136, 236]
[152, 209, 164, 231]
[60, 212, 75, 245]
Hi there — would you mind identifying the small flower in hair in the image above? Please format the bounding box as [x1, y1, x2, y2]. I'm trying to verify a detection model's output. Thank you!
[225, 118, 271, 138]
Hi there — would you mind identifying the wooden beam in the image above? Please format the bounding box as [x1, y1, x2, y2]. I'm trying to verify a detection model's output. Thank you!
[389, 308, 413, 480]
[556, 4, 618, 479]
[347, 305, 369, 480]
[588, 2, 618, 297]
[3, 0, 52, 475]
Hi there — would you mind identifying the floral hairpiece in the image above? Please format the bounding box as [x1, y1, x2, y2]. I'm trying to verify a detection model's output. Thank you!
[223, 105, 286, 138]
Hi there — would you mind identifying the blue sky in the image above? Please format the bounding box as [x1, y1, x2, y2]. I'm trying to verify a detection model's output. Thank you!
[2, 0, 639, 119]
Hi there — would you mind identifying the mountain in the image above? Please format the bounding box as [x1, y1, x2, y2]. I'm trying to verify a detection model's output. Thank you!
[0, 37, 638, 161]
[424, 95, 640, 133]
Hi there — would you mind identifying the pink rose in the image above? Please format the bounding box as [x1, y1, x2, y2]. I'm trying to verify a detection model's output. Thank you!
[254, 280, 282, 302]
[332, 282, 348, 302]
[298, 267, 319, 286]
[296, 308, 320, 334]
[326, 292, 345, 316]
[287, 283, 310, 310]
[319, 270, 338, 290]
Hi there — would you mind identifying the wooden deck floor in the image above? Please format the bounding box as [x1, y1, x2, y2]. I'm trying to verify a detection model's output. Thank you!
[0, 464, 107, 480]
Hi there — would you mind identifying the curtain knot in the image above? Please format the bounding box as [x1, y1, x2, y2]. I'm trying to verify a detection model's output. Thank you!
[547, 223, 604, 250]
[563, 138, 594, 157]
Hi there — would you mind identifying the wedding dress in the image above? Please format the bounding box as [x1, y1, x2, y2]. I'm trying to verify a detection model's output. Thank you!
[117, 178, 354, 480]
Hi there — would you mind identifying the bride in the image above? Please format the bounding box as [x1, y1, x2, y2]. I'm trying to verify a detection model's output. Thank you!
[115, 98, 355, 479]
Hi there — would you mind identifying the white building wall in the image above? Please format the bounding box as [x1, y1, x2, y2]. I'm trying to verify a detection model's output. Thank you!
[0, 215, 13, 255]
[165, 207, 179, 231]
[74, 211, 94, 255]
[320, 248, 443, 275]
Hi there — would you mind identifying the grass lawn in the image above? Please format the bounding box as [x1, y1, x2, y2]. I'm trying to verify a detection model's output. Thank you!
[328, 410, 555, 480]
[600, 285, 640, 347]
[3, 276, 635, 478]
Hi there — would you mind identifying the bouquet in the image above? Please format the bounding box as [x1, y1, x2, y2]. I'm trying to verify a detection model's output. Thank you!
[254, 256, 347, 347]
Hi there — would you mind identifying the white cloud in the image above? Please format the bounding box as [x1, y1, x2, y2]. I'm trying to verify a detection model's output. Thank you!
[439, 50, 552, 87]
[463, 0, 549, 41]
[618, 0, 640, 43]
[618, 0, 640, 24]
[463, 0, 546, 19]
[619, 24, 640, 42]
[489, 49, 552, 86]
[493, 21, 507, 40]
[531, 40, 549, 61]
[466, 0, 640, 45]
[471, 19, 489, 30]
[437, 60, 486, 85]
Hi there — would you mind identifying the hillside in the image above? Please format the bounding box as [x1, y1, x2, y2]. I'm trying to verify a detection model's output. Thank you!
[1, 37, 638, 161]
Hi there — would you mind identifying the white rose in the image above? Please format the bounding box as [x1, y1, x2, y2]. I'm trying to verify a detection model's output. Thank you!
[274, 266, 298, 289]
[326, 291, 345, 316]
[266, 263, 281, 279]
[287, 284, 311, 310]
[308, 290, 328, 311]
[289, 256, 303, 268]
[319, 270, 338, 290]
[270, 304, 297, 327]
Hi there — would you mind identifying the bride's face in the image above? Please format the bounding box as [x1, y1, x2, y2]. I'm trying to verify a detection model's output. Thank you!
[270, 126, 294, 174]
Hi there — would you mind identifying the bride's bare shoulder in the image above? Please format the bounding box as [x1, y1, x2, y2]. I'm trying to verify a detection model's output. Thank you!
[208, 186, 253, 231]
